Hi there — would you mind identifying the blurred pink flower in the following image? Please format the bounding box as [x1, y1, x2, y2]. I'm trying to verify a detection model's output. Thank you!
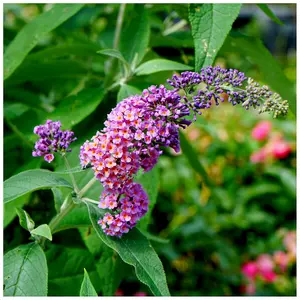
[272, 140, 291, 159]
[241, 261, 259, 279]
[134, 292, 147, 296]
[250, 148, 267, 163]
[251, 121, 272, 141]
[283, 231, 296, 261]
[256, 254, 274, 273]
[245, 281, 256, 295]
[273, 251, 289, 272]
[260, 270, 277, 283]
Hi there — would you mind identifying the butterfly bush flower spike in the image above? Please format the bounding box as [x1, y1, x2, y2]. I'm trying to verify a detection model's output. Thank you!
[32, 120, 77, 163]
[80, 66, 289, 237]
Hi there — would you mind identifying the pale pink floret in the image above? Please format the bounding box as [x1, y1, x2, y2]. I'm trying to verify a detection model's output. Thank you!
[251, 120, 272, 141]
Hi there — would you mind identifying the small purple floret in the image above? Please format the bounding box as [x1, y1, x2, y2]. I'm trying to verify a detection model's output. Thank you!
[32, 120, 77, 163]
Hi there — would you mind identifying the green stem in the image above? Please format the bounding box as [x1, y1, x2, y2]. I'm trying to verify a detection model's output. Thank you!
[78, 177, 97, 198]
[82, 197, 99, 205]
[113, 3, 126, 49]
[63, 155, 80, 194]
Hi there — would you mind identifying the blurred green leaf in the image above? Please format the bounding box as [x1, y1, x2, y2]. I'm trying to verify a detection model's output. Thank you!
[4, 243, 48, 296]
[135, 59, 192, 76]
[189, 3, 241, 69]
[4, 103, 29, 119]
[117, 84, 141, 103]
[257, 4, 284, 25]
[31, 224, 52, 241]
[16, 208, 35, 231]
[86, 202, 170, 296]
[80, 269, 98, 296]
[4, 169, 73, 204]
[4, 4, 84, 79]
[5, 60, 89, 86]
[98, 48, 128, 65]
[120, 4, 150, 65]
[223, 35, 296, 115]
[137, 166, 159, 231]
[50, 88, 105, 128]
[46, 244, 101, 296]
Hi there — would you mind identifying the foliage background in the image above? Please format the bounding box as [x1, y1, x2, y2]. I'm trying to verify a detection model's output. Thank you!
[3, 3, 296, 296]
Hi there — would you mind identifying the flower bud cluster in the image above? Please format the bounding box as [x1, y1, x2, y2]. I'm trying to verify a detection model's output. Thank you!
[32, 120, 77, 163]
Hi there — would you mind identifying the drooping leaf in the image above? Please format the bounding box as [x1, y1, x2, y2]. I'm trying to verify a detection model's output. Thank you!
[120, 4, 150, 65]
[4, 169, 73, 204]
[80, 269, 98, 296]
[4, 243, 48, 296]
[117, 84, 141, 103]
[86, 202, 170, 296]
[135, 59, 193, 76]
[4, 4, 84, 79]
[46, 244, 101, 296]
[98, 49, 129, 65]
[49, 88, 105, 128]
[257, 4, 284, 25]
[5, 60, 89, 86]
[222, 35, 296, 115]
[31, 224, 52, 241]
[79, 227, 126, 296]
[189, 3, 241, 69]
[16, 208, 35, 231]
[137, 166, 159, 231]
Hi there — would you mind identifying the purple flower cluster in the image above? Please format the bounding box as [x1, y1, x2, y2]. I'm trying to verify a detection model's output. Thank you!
[98, 182, 149, 237]
[79, 66, 289, 237]
[32, 120, 77, 163]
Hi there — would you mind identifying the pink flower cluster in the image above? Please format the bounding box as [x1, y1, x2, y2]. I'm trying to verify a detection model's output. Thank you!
[241, 230, 296, 295]
[250, 121, 292, 163]
[80, 85, 189, 236]
[97, 183, 149, 237]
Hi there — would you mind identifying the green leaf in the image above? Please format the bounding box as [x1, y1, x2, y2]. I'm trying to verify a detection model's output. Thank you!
[257, 4, 283, 25]
[120, 4, 150, 65]
[137, 166, 159, 231]
[4, 4, 84, 79]
[16, 208, 35, 231]
[80, 269, 98, 296]
[223, 35, 296, 115]
[4, 169, 73, 204]
[189, 3, 241, 69]
[5, 60, 88, 86]
[117, 84, 141, 103]
[50, 88, 105, 128]
[4, 243, 48, 296]
[46, 244, 101, 296]
[98, 48, 128, 65]
[4, 103, 29, 119]
[135, 59, 193, 76]
[179, 131, 211, 185]
[79, 227, 125, 296]
[31, 224, 52, 241]
[86, 202, 170, 296]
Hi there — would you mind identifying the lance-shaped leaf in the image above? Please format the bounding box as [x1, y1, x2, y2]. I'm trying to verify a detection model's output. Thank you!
[80, 269, 98, 296]
[135, 59, 193, 76]
[4, 4, 84, 79]
[16, 208, 35, 231]
[4, 243, 48, 296]
[189, 3, 241, 69]
[86, 202, 170, 296]
[257, 4, 283, 25]
[4, 169, 73, 204]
